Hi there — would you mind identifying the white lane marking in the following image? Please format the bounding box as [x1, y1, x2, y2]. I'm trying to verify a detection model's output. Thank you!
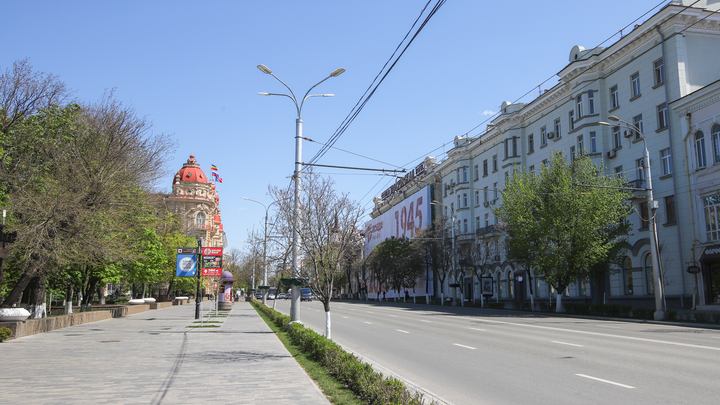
[389, 315, 397, 318]
[364, 321, 372, 325]
[595, 325, 621, 329]
[342, 316, 349, 319]
[453, 343, 477, 350]
[420, 320, 431, 323]
[468, 327, 486, 332]
[366, 311, 374, 314]
[476, 319, 720, 352]
[396, 329, 409, 334]
[576, 374, 635, 389]
[552, 341, 584, 347]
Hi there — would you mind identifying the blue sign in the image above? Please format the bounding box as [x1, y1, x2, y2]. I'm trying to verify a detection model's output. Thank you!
[176, 254, 197, 277]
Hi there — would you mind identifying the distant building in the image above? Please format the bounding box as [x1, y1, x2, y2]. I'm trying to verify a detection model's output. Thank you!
[166, 154, 225, 247]
[367, 0, 720, 310]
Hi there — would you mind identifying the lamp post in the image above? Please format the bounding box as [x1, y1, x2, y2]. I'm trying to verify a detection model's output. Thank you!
[257, 64, 345, 322]
[195, 237, 203, 320]
[430, 200, 458, 306]
[600, 115, 665, 320]
[243, 196, 288, 305]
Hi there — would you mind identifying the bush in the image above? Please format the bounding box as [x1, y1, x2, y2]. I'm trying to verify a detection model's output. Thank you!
[631, 307, 653, 320]
[712, 313, 720, 324]
[666, 310, 678, 321]
[252, 302, 423, 405]
[486, 302, 505, 310]
[693, 312, 709, 323]
[0, 327, 12, 342]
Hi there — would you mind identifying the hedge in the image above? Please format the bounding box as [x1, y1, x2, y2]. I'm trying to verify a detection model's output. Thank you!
[0, 327, 12, 342]
[252, 302, 424, 405]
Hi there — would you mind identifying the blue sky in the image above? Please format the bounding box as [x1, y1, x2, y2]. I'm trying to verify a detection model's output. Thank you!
[3, 0, 667, 251]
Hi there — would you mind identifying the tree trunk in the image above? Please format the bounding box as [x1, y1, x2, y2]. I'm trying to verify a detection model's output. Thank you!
[141, 282, 147, 299]
[28, 273, 47, 319]
[556, 292, 564, 313]
[1, 266, 38, 308]
[97, 284, 106, 305]
[65, 283, 73, 314]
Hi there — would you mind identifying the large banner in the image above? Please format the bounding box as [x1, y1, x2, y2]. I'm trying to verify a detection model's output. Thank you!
[364, 186, 431, 257]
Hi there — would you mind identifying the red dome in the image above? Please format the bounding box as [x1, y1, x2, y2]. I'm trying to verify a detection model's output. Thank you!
[174, 155, 208, 184]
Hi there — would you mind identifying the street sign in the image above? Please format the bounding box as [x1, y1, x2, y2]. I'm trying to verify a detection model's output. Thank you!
[176, 254, 197, 277]
[177, 247, 198, 255]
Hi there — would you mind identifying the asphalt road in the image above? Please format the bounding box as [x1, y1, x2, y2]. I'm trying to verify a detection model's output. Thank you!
[271, 299, 720, 405]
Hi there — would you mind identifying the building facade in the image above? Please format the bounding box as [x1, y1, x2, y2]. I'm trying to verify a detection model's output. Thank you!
[367, 0, 720, 310]
[166, 154, 225, 248]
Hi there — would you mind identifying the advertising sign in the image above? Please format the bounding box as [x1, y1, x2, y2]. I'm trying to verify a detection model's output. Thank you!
[364, 186, 431, 256]
[481, 277, 494, 297]
[176, 254, 197, 277]
[201, 247, 223, 277]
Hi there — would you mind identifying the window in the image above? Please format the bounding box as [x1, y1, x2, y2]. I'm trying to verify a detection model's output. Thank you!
[485, 213, 490, 227]
[462, 166, 468, 182]
[696, 130, 707, 169]
[614, 165, 624, 177]
[476, 216, 480, 230]
[475, 190, 480, 206]
[665, 195, 676, 224]
[640, 201, 649, 229]
[712, 124, 720, 164]
[590, 131, 597, 153]
[624, 257, 634, 295]
[493, 182, 498, 199]
[588, 90, 595, 114]
[463, 219, 468, 233]
[542, 159, 548, 168]
[610, 85, 619, 109]
[483, 159, 488, 176]
[578, 135, 584, 155]
[632, 114, 643, 140]
[613, 126, 622, 149]
[569, 110, 575, 130]
[529, 165, 535, 175]
[474, 164, 479, 181]
[541, 126, 547, 146]
[463, 193, 468, 208]
[570, 146, 576, 161]
[576, 95, 583, 118]
[654, 58, 665, 85]
[657, 103, 668, 129]
[492, 155, 498, 172]
[644, 254, 654, 295]
[512, 137, 518, 157]
[457, 195, 461, 209]
[554, 118, 561, 138]
[705, 194, 720, 241]
[196, 212, 206, 227]
[528, 134, 534, 153]
[631, 72, 641, 98]
[661, 148, 673, 175]
[483, 186, 488, 202]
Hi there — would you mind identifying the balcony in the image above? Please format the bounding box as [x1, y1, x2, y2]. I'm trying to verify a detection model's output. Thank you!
[476, 225, 502, 238]
[626, 179, 648, 200]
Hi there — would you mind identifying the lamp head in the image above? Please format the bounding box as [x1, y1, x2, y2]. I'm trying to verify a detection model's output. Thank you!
[331, 68, 346, 77]
[258, 92, 270, 96]
[598, 121, 611, 126]
[607, 115, 620, 122]
[257, 64, 272, 74]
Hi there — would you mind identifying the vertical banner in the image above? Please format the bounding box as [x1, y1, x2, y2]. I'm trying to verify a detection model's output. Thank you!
[176, 248, 198, 277]
[201, 247, 223, 276]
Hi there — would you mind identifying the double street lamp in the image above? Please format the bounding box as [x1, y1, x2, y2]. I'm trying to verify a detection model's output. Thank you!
[257, 64, 345, 322]
[599, 115, 665, 320]
[242, 196, 288, 305]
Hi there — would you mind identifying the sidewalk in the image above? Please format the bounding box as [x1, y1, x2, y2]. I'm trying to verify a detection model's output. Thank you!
[0, 301, 330, 405]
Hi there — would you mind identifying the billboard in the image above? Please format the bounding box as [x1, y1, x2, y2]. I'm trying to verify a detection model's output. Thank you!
[201, 247, 223, 277]
[364, 186, 431, 256]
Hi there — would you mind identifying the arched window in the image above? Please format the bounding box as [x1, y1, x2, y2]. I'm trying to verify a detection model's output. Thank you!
[498, 272, 505, 298]
[644, 254, 654, 295]
[623, 257, 634, 295]
[695, 130, 707, 169]
[196, 212, 206, 227]
[712, 124, 720, 164]
[507, 270, 514, 298]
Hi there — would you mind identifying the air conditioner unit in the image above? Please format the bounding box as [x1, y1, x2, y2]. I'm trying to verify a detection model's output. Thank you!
[623, 130, 633, 138]
[483, 201, 490, 207]
[547, 131, 555, 139]
[607, 149, 617, 159]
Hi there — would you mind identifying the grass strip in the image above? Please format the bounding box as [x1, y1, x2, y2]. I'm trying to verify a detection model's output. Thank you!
[186, 325, 220, 328]
[253, 304, 366, 405]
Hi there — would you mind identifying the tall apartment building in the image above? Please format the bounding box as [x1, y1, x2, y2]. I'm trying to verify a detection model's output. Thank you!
[367, 0, 720, 310]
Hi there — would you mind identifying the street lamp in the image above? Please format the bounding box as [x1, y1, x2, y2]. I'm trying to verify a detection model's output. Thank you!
[257, 64, 345, 322]
[431, 200, 460, 306]
[243, 196, 289, 305]
[599, 115, 665, 320]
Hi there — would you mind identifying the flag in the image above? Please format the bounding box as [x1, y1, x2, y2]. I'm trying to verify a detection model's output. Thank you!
[212, 172, 223, 183]
[211, 164, 219, 171]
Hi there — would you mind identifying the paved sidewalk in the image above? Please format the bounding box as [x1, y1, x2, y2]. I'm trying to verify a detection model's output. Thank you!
[0, 301, 330, 405]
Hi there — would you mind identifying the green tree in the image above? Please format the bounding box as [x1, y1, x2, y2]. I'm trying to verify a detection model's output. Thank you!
[369, 236, 422, 301]
[495, 150, 632, 312]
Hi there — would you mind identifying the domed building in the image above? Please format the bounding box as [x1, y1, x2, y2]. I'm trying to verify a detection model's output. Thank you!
[166, 154, 225, 247]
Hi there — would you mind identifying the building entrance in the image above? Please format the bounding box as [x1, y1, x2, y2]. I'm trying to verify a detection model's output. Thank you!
[707, 263, 720, 304]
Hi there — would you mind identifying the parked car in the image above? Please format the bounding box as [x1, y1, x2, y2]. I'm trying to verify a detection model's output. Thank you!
[277, 293, 286, 300]
[255, 292, 262, 300]
[301, 288, 313, 302]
